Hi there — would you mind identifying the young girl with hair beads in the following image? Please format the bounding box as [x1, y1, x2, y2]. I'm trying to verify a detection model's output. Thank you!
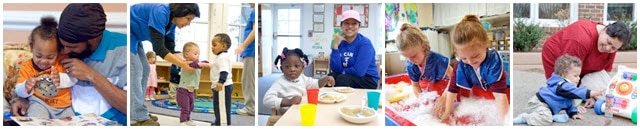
[263, 48, 335, 116]
[432, 14, 509, 125]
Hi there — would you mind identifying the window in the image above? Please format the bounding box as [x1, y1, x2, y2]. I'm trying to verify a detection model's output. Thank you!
[538, 3, 569, 19]
[143, 3, 210, 61]
[227, 3, 252, 62]
[605, 3, 636, 24]
[514, 3, 530, 18]
[275, 8, 301, 56]
[513, 3, 578, 27]
[174, 3, 210, 61]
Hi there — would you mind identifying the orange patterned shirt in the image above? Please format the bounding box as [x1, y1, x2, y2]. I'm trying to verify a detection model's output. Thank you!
[17, 54, 71, 108]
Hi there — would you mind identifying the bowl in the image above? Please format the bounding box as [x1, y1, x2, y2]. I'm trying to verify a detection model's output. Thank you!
[338, 105, 377, 124]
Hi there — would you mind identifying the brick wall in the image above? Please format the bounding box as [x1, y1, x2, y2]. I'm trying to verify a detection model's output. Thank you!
[579, 3, 604, 22]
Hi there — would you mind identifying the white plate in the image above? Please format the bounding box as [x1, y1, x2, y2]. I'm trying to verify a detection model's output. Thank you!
[318, 92, 347, 103]
[333, 87, 354, 93]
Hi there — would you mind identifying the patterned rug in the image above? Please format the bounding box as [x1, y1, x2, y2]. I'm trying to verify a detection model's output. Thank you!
[151, 98, 245, 114]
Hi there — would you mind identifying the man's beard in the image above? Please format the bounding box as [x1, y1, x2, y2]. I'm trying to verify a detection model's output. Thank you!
[68, 44, 93, 59]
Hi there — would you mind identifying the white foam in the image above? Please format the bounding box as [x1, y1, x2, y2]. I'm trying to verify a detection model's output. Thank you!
[386, 82, 509, 126]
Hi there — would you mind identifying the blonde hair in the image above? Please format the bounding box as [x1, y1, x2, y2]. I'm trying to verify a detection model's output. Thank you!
[397, 23, 431, 55]
[146, 51, 156, 59]
[183, 42, 199, 53]
[452, 14, 489, 48]
[554, 54, 582, 77]
[146, 51, 156, 64]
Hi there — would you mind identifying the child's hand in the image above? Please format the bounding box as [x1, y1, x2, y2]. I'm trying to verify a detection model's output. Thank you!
[413, 85, 422, 97]
[319, 76, 335, 87]
[199, 63, 212, 68]
[438, 111, 451, 123]
[214, 83, 223, 91]
[578, 106, 587, 113]
[572, 114, 583, 120]
[590, 88, 605, 97]
[25, 77, 40, 92]
[51, 67, 60, 87]
[433, 97, 450, 121]
[289, 96, 302, 105]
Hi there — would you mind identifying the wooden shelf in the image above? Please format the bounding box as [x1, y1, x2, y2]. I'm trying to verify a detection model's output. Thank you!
[313, 56, 330, 78]
[154, 60, 246, 99]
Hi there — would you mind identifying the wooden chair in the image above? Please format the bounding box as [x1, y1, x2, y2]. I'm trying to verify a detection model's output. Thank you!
[266, 108, 281, 126]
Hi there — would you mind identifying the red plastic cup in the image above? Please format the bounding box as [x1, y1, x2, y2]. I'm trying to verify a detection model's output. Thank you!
[306, 88, 319, 104]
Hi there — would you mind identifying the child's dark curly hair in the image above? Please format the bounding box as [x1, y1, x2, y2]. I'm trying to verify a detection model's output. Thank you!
[29, 16, 59, 51]
[554, 54, 582, 77]
[274, 47, 309, 69]
[214, 33, 232, 50]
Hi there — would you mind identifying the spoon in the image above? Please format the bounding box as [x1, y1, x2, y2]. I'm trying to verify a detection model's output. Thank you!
[357, 96, 366, 118]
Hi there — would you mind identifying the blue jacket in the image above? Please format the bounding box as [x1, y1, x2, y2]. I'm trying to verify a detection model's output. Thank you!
[455, 48, 503, 90]
[407, 51, 450, 82]
[130, 3, 177, 55]
[537, 73, 591, 117]
[330, 33, 379, 85]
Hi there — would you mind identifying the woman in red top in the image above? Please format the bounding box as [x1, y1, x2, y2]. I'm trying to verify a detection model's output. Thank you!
[541, 20, 631, 107]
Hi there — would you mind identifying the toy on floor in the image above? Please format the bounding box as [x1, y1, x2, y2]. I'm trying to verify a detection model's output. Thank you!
[594, 65, 637, 124]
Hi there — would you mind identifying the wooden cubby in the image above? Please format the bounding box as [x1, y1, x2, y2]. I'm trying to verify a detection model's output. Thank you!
[154, 61, 245, 99]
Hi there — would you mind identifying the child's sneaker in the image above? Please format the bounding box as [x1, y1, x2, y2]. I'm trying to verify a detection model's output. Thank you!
[513, 113, 527, 124]
[145, 97, 151, 101]
[150, 97, 156, 100]
[180, 122, 189, 126]
[553, 114, 569, 123]
[186, 120, 196, 126]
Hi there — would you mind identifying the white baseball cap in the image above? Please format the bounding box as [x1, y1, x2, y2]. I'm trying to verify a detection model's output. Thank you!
[340, 10, 361, 23]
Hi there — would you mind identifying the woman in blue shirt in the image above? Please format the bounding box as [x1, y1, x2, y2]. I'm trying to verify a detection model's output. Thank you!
[329, 10, 379, 89]
[129, 3, 199, 126]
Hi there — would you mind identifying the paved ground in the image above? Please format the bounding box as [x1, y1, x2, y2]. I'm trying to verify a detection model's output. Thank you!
[511, 70, 636, 126]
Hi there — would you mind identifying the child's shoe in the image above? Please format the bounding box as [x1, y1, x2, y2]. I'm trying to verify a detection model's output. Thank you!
[513, 113, 527, 124]
[186, 120, 196, 126]
[150, 96, 156, 100]
[552, 114, 569, 123]
[145, 97, 151, 101]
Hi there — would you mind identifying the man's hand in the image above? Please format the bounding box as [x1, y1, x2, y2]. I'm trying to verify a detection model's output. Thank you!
[11, 98, 29, 116]
[61, 58, 97, 81]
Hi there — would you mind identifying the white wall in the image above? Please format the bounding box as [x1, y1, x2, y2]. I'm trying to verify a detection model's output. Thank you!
[261, 4, 274, 75]
[300, 3, 384, 58]
[433, 3, 510, 27]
